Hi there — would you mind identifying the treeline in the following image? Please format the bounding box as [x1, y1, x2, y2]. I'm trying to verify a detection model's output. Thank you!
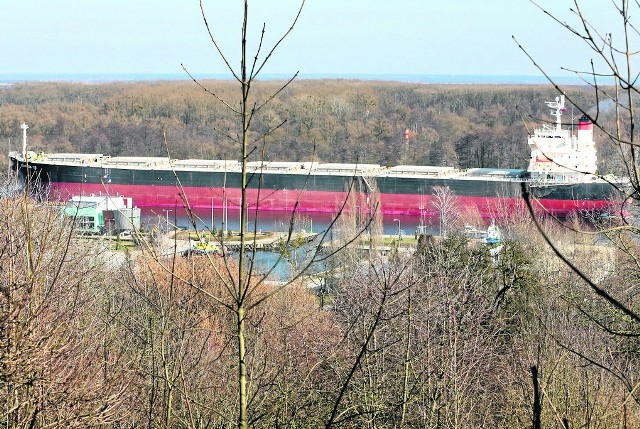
[0, 80, 621, 173]
[2, 195, 639, 427]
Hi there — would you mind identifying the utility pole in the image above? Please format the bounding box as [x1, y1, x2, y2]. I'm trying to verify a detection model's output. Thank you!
[163, 209, 173, 234]
[21, 123, 29, 159]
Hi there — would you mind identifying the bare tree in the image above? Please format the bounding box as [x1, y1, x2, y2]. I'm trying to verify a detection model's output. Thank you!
[513, 2, 640, 411]
[0, 194, 131, 427]
[181, 2, 307, 427]
[323, 232, 534, 428]
[513, 1, 640, 326]
[158, 1, 376, 427]
[431, 185, 460, 238]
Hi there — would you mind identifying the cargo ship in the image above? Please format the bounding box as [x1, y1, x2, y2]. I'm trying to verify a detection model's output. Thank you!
[9, 95, 625, 218]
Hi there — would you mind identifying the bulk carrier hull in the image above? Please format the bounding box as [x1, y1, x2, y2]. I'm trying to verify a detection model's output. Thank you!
[8, 155, 618, 218]
[7, 95, 625, 218]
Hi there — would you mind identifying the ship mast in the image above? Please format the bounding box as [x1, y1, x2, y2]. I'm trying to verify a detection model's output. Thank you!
[528, 93, 597, 179]
[545, 95, 565, 132]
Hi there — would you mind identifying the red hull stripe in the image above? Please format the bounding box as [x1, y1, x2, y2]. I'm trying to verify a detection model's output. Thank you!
[48, 182, 611, 217]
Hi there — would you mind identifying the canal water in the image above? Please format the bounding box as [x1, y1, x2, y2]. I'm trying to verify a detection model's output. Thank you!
[141, 207, 442, 281]
[140, 206, 441, 237]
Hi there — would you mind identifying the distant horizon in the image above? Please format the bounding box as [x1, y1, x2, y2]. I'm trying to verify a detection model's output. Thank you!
[1, 2, 621, 82]
[0, 73, 590, 86]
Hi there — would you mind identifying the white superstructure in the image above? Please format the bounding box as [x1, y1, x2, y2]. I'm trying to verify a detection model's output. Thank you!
[527, 95, 598, 182]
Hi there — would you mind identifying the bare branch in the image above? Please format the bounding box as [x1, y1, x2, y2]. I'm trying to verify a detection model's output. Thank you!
[521, 182, 640, 324]
[199, 0, 241, 83]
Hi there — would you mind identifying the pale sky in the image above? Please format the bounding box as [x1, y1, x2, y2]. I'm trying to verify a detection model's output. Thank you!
[0, 0, 623, 79]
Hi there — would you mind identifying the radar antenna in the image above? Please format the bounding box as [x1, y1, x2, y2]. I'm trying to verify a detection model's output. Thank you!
[545, 95, 565, 131]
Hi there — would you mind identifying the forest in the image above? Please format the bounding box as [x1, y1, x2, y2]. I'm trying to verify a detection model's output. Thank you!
[0, 80, 623, 175]
[1, 189, 640, 428]
[1, 78, 638, 428]
[3, 0, 640, 425]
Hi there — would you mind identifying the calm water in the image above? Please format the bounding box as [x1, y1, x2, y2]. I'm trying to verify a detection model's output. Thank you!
[140, 206, 441, 236]
[143, 206, 449, 281]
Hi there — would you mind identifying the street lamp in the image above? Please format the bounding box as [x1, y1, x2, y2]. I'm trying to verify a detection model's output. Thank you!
[163, 209, 173, 233]
[223, 196, 228, 236]
[393, 218, 401, 241]
[211, 197, 216, 234]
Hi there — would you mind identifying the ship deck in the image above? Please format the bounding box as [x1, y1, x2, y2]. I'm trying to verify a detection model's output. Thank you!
[11, 152, 530, 181]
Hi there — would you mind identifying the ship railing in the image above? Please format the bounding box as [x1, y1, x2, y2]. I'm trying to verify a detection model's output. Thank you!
[103, 157, 170, 168]
[38, 153, 105, 164]
[314, 163, 382, 175]
[532, 126, 571, 139]
[246, 161, 317, 172]
[385, 171, 458, 177]
[245, 161, 318, 173]
[173, 159, 240, 170]
[385, 166, 461, 178]
[527, 175, 591, 185]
